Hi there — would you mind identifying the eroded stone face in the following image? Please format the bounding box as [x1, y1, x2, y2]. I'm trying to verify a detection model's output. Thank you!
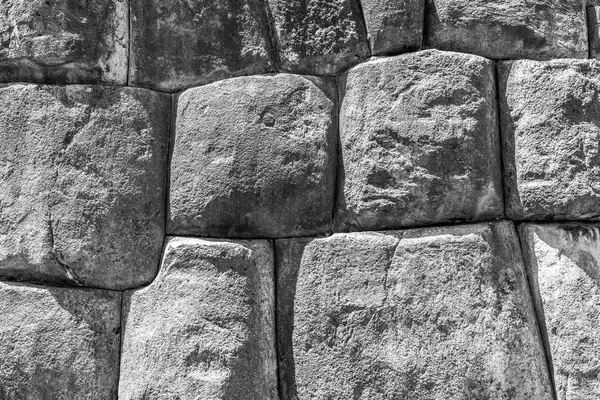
[0, 84, 169, 290]
[168, 74, 337, 238]
[119, 237, 277, 400]
[130, 0, 274, 92]
[0, 0, 127, 84]
[277, 222, 553, 399]
[520, 223, 600, 400]
[500, 60, 600, 220]
[0, 281, 121, 399]
[425, 0, 587, 60]
[267, 0, 369, 75]
[336, 50, 503, 231]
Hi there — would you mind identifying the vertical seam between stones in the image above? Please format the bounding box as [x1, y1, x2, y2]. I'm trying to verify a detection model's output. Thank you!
[272, 239, 283, 400]
[355, 0, 372, 57]
[330, 75, 342, 235]
[494, 61, 508, 220]
[261, 0, 282, 72]
[421, 0, 429, 49]
[587, 5, 594, 59]
[115, 290, 125, 400]
[165, 93, 175, 236]
[126, 0, 131, 86]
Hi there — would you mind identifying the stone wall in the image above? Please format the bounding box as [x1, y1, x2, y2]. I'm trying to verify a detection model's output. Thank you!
[1, 1, 600, 399]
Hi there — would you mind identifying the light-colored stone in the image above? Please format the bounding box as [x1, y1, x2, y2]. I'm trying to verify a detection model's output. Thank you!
[0, 84, 169, 290]
[425, 0, 587, 60]
[277, 222, 553, 399]
[119, 237, 277, 400]
[360, 0, 424, 55]
[0, 0, 127, 84]
[520, 223, 600, 400]
[168, 74, 337, 238]
[336, 50, 503, 231]
[130, 0, 274, 92]
[268, 0, 369, 75]
[0, 281, 121, 399]
[500, 59, 600, 220]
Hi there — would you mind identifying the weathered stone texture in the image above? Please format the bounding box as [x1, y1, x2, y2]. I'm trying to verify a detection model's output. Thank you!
[168, 74, 337, 238]
[119, 237, 277, 400]
[277, 222, 553, 399]
[425, 0, 587, 60]
[0, 84, 169, 290]
[268, 0, 369, 75]
[520, 223, 600, 400]
[130, 0, 274, 92]
[0, 281, 121, 399]
[336, 50, 503, 232]
[500, 60, 600, 220]
[0, 0, 127, 84]
[360, 0, 424, 55]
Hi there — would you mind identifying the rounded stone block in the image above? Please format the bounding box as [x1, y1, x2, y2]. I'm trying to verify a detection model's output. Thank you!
[168, 74, 338, 238]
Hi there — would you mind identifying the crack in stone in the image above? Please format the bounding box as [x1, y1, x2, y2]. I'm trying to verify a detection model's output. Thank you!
[382, 237, 401, 307]
[48, 212, 84, 286]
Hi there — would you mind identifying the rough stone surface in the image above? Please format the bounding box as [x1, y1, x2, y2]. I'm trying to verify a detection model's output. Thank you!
[0, 84, 169, 290]
[168, 74, 337, 238]
[268, 0, 369, 75]
[119, 237, 277, 400]
[336, 50, 503, 232]
[425, 0, 587, 60]
[0, 281, 121, 399]
[130, 0, 274, 92]
[520, 223, 600, 400]
[0, 0, 127, 84]
[360, 0, 424, 55]
[277, 222, 553, 399]
[500, 60, 600, 220]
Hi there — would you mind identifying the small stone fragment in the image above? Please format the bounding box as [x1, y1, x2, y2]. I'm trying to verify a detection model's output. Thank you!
[130, 0, 274, 92]
[336, 50, 503, 231]
[168, 74, 337, 238]
[119, 237, 277, 400]
[0, 281, 121, 399]
[0, 84, 169, 290]
[425, 0, 587, 60]
[267, 0, 370, 75]
[0, 0, 128, 84]
[499, 59, 600, 220]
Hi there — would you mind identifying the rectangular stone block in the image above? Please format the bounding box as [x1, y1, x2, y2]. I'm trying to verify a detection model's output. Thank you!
[520, 223, 600, 400]
[119, 237, 277, 400]
[276, 222, 553, 399]
[0, 281, 121, 399]
[0, 0, 127, 84]
[168, 74, 337, 238]
[336, 50, 503, 232]
[499, 60, 600, 220]
[0, 84, 170, 290]
[130, 0, 274, 92]
[425, 0, 587, 60]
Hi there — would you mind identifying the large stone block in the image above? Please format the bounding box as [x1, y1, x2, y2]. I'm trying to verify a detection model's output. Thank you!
[425, 0, 587, 60]
[267, 0, 369, 75]
[0, 84, 169, 290]
[0, 0, 127, 84]
[520, 223, 600, 400]
[130, 0, 274, 92]
[119, 237, 277, 400]
[0, 281, 121, 399]
[500, 60, 600, 220]
[277, 222, 553, 399]
[168, 74, 337, 238]
[336, 50, 503, 231]
[360, 0, 424, 55]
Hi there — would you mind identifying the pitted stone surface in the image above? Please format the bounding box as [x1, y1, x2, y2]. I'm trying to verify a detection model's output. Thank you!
[500, 60, 600, 220]
[0, 84, 169, 289]
[360, 0, 424, 55]
[130, 0, 274, 92]
[119, 237, 277, 400]
[277, 222, 553, 399]
[336, 50, 503, 232]
[425, 0, 587, 60]
[0, 281, 121, 399]
[267, 0, 369, 75]
[520, 223, 600, 400]
[168, 74, 337, 238]
[0, 0, 127, 84]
